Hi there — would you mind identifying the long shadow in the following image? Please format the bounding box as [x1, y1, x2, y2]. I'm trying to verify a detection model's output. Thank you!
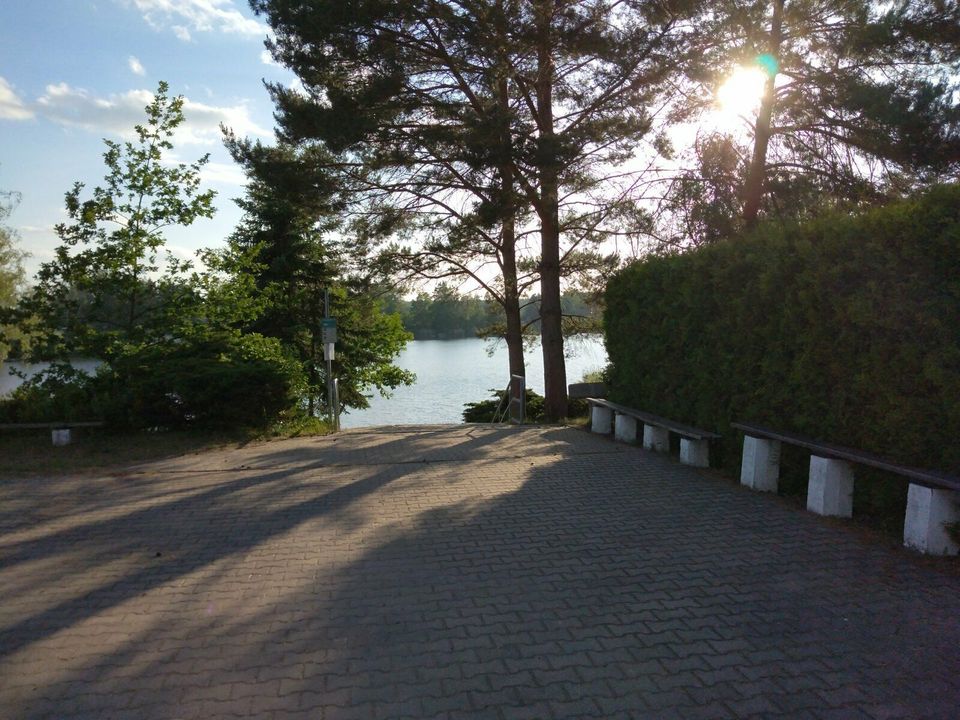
[7, 426, 960, 719]
[201, 433, 960, 718]
[0, 426, 519, 570]
[0, 427, 514, 660]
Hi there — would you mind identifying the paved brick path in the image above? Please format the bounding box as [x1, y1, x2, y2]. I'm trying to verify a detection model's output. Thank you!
[1, 425, 959, 719]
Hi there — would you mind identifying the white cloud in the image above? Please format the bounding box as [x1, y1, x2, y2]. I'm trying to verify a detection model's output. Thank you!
[35, 83, 271, 145]
[128, 55, 146, 76]
[260, 49, 281, 67]
[180, 96, 271, 144]
[165, 244, 200, 264]
[0, 77, 34, 120]
[124, 0, 267, 40]
[289, 76, 306, 95]
[199, 160, 248, 187]
[36, 82, 152, 135]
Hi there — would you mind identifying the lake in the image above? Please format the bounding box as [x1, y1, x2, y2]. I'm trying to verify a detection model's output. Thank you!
[0, 359, 102, 397]
[0, 336, 609, 427]
[341, 335, 608, 427]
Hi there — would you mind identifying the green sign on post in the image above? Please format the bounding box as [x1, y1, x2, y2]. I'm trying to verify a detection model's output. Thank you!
[321, 317, 337, 345]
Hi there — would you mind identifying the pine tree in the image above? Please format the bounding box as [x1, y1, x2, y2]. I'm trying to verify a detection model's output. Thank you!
[224, 134, 414, 412]
[671, 0, 960, 234]
[252, 0, 697, 419]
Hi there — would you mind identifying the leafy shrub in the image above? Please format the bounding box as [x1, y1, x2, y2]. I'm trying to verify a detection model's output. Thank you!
[99, 332, 306, 430]
[604, 185, 960, 515]
[580, 367, 608, 384]
[463, 388, 546, 423]
[463, 387, 589, 423]
[0, 333, 306, 430]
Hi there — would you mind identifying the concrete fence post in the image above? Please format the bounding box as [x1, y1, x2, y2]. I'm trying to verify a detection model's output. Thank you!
[642, 424, 669, 452]
[740, 435, 781, 492]
[806, 456, 854, 517]
[591, 405, 613, 434]
[679, 438, 709, 467]
[614, 414, 638, 443]
[904, 484, 959, 555]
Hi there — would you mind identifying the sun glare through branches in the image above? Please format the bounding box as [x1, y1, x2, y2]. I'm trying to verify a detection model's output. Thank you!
[712, 66, 768, 133]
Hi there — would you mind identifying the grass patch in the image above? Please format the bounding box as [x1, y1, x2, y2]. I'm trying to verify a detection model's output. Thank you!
[0, 417, 334, 476]
[255, 415, 333, 439]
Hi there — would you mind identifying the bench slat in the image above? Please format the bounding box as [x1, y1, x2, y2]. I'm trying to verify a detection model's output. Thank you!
[732, 421, 960, 492]
[588, 399, 720, 441]
[0, 421, 105, 430]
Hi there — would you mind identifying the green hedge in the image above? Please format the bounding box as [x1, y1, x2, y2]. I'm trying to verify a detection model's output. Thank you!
[604, 185, 960, 488]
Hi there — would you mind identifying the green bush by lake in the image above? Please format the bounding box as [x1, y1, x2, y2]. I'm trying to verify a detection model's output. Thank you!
[0, 333, 305, 431]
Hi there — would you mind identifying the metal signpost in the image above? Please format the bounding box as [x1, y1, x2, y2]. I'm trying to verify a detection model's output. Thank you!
[322, 291, 340, 431]
[509, 374, 525, 424]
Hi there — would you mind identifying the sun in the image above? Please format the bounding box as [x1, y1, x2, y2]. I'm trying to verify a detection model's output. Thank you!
[710, 66, 769, 133]
[718, 67, 767, 114]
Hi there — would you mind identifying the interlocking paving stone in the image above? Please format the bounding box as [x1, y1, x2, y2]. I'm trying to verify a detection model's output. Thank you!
[1, 424, 959, 719]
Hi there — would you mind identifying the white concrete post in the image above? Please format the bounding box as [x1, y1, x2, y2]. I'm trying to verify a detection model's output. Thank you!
[806, 456, 854, 517]
[904, 484, 960, 555]
[614, 414, 638, 444]
[740, 436, 781, 492]
[591, 405, 613, 434]
[680, 438, 709, 468]
[51, 428, 72, 446]
[642, 424, 669, 452]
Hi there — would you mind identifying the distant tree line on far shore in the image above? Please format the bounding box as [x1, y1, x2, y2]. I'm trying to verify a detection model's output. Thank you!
[381, 283, 602, 341]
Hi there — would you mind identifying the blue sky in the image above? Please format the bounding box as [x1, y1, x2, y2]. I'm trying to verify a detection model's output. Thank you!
[0, 0, 293, 278]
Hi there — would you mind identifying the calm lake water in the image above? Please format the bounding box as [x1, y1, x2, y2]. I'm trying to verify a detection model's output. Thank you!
[341, 335, 608, 428]
[0, 336, 608, 427]
[0, 359, 101, 397]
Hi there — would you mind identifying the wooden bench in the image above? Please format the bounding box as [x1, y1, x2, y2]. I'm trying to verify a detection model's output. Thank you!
[587, 398, 721, 468]
[0, 421, 105, 445]
[568, 382, 607, 399]
[733, 421, 960, 555]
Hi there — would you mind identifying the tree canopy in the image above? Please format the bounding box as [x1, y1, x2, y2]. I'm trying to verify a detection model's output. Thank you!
[6, 82, 411, 429]
[0, 186, 27, 362]
[251, 0, 704, 419]
[224, 133, 414, 414]
[8, 2, 958, 426]
[662, 0, 960, 244]
[18, 81, 218, 361]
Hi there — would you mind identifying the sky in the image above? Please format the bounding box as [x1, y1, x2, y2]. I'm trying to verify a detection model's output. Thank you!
[0, 0, 294, 279]
[0, 1, 762, 286]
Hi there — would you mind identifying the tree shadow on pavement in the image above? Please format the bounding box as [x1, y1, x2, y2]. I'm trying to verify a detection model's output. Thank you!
[2, 426, 959, 719]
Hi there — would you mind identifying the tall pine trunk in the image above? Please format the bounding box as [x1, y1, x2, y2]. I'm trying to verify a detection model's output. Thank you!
[494, 2, 525, 386]
[502, 240, 525, 382]
[742, 0, 784, 227]
[535, 0, 567, 421]
[498, 77, 525, 384]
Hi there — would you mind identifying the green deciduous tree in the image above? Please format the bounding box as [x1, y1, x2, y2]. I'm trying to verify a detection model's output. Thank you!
[10, 83, 305, 429]
[395, 283, 499, 339]
[19, 81, 217, 360]
[0, 186, 27, 362]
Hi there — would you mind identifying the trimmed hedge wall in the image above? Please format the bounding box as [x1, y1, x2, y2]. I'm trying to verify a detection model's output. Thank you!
[604, 185, 960, 487]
